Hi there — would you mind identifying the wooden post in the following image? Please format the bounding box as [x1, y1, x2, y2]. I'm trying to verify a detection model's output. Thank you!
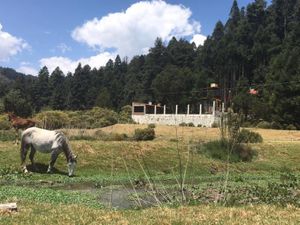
[163, 105, 166, 115]
[154, 105, 157, 115]
[222, 102, 225, 113]
[187, 104, 190, 115]
[212, 101, 216, 116]
[0, 203, 17, 211]
[199, 104, 202, 115]
[175, 105, 178, 115]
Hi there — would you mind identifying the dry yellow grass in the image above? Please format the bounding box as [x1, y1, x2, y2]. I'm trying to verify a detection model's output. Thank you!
[1, 201, 300, 225]
[108, 124, 300, 142]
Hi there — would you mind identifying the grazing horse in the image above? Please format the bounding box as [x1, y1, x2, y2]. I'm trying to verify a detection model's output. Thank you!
[7, 112, 36, 144]
[20, 127, 77, 177]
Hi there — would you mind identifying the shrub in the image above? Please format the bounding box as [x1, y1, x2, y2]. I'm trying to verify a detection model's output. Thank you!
[94, 130, 128, 141]
[270, 121, 283, 129]
[133, 128, 155, 141]
[179, 122, 187, 127]
[148, 123, 156, 129]
[187, 122, 195, 127]
[237, 129, 263, 143]
[0, 114, 11, 130]
[256, 121, 272, 129]
[34, 111, 70, 129]
[118, 105, 134, 124]
[211, 122, 219, 128]
[199, 139, 257, 162]
[285, 124, 297, 130]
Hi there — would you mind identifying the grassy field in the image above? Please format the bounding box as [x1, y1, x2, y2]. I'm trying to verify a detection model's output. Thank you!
[0, 124, 300, 224]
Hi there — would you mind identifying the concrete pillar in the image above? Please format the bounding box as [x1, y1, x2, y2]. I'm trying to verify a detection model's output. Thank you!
[163, 105, 166, 115]
[199, 104, 202, 115]
[154, 105, 157, 114]
[187, 104, 190, 115]
[222, 102, 225, 113]
[132, 102, 134, 115]
[212, 101, 216, 116]
[175, 105, 178, 115]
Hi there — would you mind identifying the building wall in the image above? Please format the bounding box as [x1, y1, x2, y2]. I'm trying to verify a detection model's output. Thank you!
[132, 114, 219, 127]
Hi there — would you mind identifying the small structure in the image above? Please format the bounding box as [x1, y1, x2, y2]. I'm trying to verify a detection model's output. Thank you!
[132, 101, 223, 127]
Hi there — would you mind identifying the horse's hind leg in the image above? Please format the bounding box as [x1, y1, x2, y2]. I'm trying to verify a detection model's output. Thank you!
[47, 151, 58, 173]
[20, 144, 29, 173]
[29, 145, 37, 171]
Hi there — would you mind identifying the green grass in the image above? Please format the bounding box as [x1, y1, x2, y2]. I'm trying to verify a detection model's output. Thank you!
[0, 126, 300, 224]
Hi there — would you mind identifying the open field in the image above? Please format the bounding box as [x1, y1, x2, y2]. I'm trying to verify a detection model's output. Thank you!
[0, 124, 300, 224]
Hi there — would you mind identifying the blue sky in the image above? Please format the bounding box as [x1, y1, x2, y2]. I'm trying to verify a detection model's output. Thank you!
[0, 0, 269, 75]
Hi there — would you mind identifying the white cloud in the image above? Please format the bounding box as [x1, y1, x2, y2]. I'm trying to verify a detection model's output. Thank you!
[40, 52, 115, 74]
[72, 0, 202, 57]
[190, 34, 207, 47]
[57, 43, 72, 54]
[17, 66, 38, 76]
[0, 23, 28, 61]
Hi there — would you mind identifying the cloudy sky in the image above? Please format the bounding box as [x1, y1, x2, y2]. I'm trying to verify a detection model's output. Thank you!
[0, 0, 265, 75]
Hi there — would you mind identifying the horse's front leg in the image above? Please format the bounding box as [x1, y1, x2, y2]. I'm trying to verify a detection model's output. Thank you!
[29, 145, 37, 171]
[47, 151, 58, 173]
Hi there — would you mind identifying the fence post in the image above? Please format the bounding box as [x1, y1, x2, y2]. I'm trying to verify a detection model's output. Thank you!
[175, 105, 178, 115]
[187, 104, 190, 115]
[164, 105, 166, 115]
[212, 101, 216, 116]
[199, 104, 202, 115]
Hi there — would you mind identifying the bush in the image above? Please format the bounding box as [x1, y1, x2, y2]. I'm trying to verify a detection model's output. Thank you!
[0, 114, 11, 130]
[256, 121, 272, 129]
[237, 129, 263, 143]
[187, 122, 195, 127]
[211, 122, 219, 128]
[118, 105, 134, 124]
[199, 139, 257, 162]
[34, 111, 70, 129]
[148, 123, 156, 129]
[94, 130, 128, 141]
[179, 122, 187, 127]
[285, 124, 297, 130]
[133, 128, 155, 141]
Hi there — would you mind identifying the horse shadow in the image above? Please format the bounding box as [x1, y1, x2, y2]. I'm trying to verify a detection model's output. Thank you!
[27, 163, 69, 176]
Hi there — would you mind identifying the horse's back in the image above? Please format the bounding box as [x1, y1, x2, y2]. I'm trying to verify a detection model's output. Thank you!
[21, 127, 62, 153]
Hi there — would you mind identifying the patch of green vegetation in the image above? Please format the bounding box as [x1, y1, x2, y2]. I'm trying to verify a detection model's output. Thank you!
[133, 127, 155, 141]
[198, 139, 257, 162]
[0, 185, 102, 208]
[0, 130, 15, 141]
[237, 129, 263, 143]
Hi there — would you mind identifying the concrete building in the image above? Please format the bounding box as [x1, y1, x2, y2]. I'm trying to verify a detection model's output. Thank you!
[131, 101, 224, 127]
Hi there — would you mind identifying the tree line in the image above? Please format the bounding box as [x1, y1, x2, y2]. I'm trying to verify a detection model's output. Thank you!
[0, 0, 299, 129]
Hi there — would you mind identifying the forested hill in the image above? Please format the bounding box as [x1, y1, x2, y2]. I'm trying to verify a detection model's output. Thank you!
[0, 0, 299, 129]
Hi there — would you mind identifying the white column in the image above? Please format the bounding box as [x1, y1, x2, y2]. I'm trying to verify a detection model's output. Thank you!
[187, 104, 190, 115]
[199, 104, 202, 115]
[154, 105, 157, 114]
[163, 105, 166, 114]
[212, 101, 216, 116]
[175, 105, 178, 115]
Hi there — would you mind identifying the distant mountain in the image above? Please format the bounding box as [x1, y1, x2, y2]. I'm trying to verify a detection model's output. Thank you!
[0, 67, 27, 81]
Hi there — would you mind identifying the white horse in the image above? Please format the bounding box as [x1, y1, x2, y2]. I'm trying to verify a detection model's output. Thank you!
[20, 127, 77, 176]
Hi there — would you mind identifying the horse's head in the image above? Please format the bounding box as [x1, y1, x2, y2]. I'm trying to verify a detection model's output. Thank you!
[67, 155, 77, 177]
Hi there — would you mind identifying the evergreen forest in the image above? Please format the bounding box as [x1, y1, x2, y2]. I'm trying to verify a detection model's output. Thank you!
[0, 0, 299, 129]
